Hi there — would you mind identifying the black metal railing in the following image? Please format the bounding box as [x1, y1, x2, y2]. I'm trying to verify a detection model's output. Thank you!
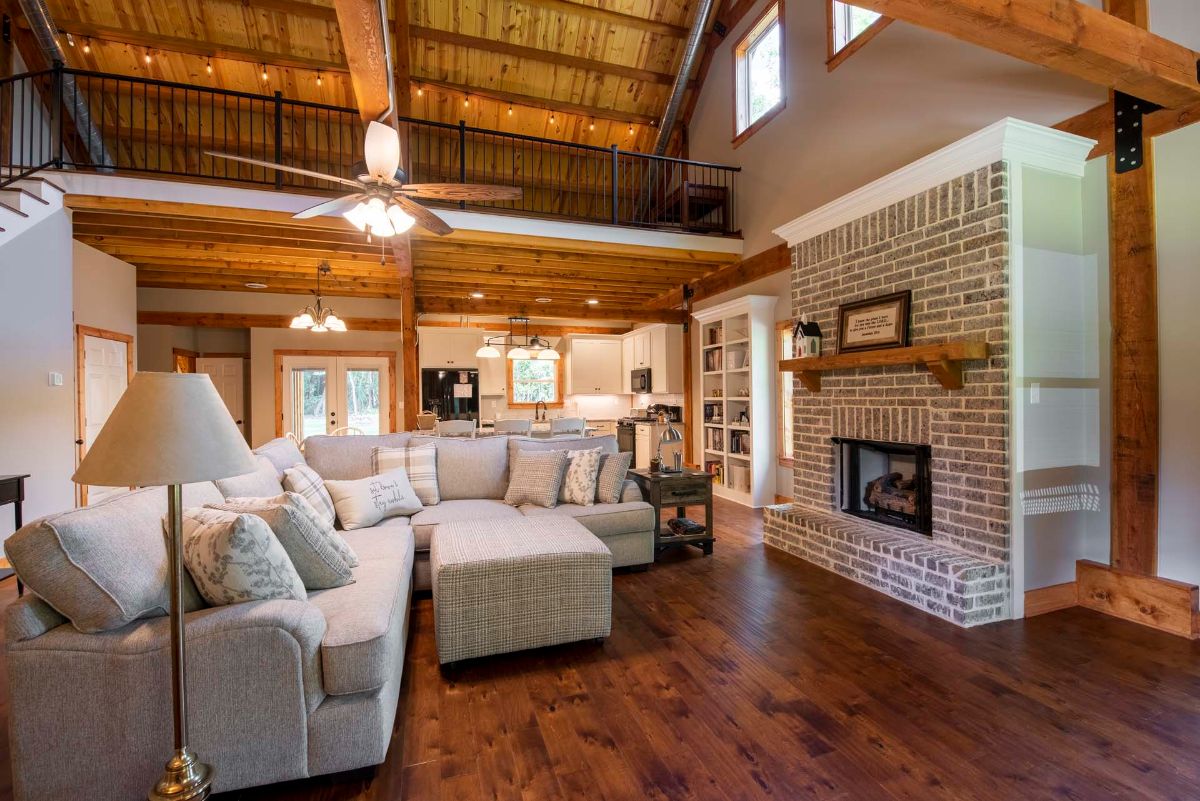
[1, 64, 739, 235]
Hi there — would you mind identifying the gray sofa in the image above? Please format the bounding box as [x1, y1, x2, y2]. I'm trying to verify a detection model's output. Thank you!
[4, 432, 653, 799]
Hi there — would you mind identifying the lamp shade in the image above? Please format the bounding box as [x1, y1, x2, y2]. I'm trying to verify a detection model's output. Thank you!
[72, 372, 257, 487]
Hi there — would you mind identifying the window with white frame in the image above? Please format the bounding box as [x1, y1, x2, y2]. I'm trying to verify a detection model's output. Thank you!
[829, 1, 884, 58]
[734, 2, 784, 142]
[777, 321, 794, 466]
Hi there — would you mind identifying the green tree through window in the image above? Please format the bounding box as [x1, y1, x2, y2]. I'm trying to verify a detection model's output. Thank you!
[510, 359, 559, 404]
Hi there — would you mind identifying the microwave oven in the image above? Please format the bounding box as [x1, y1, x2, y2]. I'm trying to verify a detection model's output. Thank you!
[631, 368, 651, 394]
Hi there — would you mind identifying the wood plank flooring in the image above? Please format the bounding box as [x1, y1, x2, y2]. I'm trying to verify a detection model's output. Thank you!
[4, 500, 1200, 800]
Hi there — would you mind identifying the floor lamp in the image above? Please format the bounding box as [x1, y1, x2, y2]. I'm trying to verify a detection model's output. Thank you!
[73, 372, 257, 800]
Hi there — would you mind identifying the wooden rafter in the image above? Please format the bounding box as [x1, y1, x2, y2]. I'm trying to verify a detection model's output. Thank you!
[648, 243, 790, 309]
[417, 296, 684, 324]
[1055, 99, 1200, 159]
[844, 0, 1200, 109]
[333, 0, 393, 122]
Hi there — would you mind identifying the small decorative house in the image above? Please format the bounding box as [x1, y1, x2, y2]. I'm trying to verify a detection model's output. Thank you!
[793, 318, 822, 358]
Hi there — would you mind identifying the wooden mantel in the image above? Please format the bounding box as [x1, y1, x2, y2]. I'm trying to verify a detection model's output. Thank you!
[779, 340, 990, 392]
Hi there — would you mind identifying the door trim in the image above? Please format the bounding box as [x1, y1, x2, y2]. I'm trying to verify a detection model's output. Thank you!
[76, 325, 135, 506]
[274, 349, 398, 438]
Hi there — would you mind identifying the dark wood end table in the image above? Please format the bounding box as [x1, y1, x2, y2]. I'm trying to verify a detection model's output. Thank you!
[0, 474, 29, 596]
[627, 467, 714, 557]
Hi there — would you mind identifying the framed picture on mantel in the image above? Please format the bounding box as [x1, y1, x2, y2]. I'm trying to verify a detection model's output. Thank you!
[836, 290, 911, 354]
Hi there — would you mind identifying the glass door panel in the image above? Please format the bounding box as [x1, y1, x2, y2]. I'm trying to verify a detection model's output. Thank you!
[280, 354, 391, 441]
[293, 368, 330, 439]
[345, 368, 382, 434]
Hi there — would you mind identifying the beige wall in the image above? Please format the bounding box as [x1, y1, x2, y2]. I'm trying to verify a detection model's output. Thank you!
[0, 213, 78, 532]
[72, 241, 137, 345]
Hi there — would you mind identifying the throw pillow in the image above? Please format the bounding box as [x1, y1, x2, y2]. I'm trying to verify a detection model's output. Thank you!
[290, 492, 360, 568]
[373, 443, 440, 506]
[558, 448, 603, 506]
[214, 455, 285, 499]
[180, 508, 307, 606]
[595, 451, 633, 504]
[504, 449, 570, 508]
[208, 492, 354, 589]
[282, 464, 336, 528]
[323, 468, 423, 530]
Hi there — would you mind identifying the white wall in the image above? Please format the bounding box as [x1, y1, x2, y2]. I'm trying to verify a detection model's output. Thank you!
[0, 212, 78, 534]
[73, 241, 137, 347]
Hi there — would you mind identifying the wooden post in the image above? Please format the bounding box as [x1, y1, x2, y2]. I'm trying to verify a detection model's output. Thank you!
[1106, 0, 1159, 575]
[400, 273, 419, 431]
[683, 317, 694, 466]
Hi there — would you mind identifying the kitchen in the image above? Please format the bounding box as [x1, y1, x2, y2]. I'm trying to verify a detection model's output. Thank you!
[418, 321, 685, 469]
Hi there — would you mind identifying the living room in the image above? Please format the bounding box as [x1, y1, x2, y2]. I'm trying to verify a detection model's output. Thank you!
[1, 0, 1199, 799]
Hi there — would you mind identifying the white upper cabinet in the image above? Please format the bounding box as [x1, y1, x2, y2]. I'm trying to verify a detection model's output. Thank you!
[621, 336, 636, 393]
[478, 352, 507, 396]
[618, 325, 683, 394]
[566, 336, 623, 395]
[419, 329, 483, 368]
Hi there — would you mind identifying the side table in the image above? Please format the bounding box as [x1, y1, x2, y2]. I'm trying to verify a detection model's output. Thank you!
[627, 468, 714, 557]
[0, 474, 29, 596]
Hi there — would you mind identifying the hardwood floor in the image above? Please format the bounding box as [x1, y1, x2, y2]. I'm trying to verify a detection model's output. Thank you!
[4, 500, 1200, 800]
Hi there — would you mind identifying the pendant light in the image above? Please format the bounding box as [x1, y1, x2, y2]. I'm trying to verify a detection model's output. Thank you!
[474, 317, 558, 360]
[290, 263, 347, 332]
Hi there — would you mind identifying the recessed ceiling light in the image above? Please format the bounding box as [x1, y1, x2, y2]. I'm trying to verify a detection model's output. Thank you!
[470, 292, 484, 299]
[586, 298, 599, 305]
[535, 297, 552, 303]
[244, 282, 268, 289]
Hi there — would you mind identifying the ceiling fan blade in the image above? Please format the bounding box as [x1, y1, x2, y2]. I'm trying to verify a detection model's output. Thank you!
[292, 194, 365, 219]
[364, 121, 401, 183]
[393, 194, 454, 236]
[204, 151, 363, 190]
[399, 183, 522, 202]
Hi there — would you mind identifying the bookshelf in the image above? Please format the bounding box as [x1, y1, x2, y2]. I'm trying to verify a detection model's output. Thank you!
[692, 295, 778, 507]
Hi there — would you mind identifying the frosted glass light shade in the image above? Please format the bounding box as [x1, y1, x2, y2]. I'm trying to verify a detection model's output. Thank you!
[507, 346, 531, 360]
[387, 204, 416, 234]
[476, 344, 501, 358]
[364, 121, 402, 181]
[537, 348, 560, 360]
[72, 372, 256, 487]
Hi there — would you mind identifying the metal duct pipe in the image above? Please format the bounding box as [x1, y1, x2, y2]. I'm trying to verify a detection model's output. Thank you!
[652, 0, 716, 155]
[17, 0, 113, 167]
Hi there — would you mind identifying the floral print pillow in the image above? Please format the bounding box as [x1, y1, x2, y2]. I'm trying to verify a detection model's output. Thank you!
[558, 448, 604, 507]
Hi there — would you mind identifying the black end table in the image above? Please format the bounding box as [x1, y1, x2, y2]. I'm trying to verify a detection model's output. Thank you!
[627, 467, 714, 557]
[0, 474, 29, 596]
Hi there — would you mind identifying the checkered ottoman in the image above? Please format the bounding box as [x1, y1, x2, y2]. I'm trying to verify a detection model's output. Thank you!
[430, 516, 613, 664]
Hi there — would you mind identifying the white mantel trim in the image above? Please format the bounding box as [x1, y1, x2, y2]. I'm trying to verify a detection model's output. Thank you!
[772, 118, 1096, 248]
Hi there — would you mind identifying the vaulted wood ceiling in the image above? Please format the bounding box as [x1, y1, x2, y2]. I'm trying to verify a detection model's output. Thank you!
[66, 195, 735, 322]
[37, 0, 714, 154]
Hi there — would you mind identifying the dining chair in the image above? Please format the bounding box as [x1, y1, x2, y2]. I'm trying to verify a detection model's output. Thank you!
[493, 419, 533, 435]
[436, 419, 478, 438]
[550, 417, 586, 437]
[331, 426, 365, 436]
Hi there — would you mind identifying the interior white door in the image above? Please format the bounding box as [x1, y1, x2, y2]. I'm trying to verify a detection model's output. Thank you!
[81, 335, 129, 504]
[197, 357, 246, 437]
[281, 355, 391, 440]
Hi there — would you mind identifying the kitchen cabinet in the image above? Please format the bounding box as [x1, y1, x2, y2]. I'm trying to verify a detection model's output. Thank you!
[565, 336, 623, 395]
[419, 329, 482, 368]
[619, 325, 683, 394]
[621, 337, 635, 393]
[634, 424, 653, 470]
[478, 352, 507, 396]
[589, 420, 617, 438]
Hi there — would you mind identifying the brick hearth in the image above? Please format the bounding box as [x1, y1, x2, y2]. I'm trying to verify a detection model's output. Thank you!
[765, 162, 1012, 626]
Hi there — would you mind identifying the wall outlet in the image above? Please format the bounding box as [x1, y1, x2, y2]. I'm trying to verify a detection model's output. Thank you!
[1030, 382, 1040, 405]
[48, 371, 63, 387]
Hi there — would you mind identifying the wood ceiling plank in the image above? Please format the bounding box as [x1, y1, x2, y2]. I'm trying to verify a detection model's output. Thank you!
[409, 77, 659, 126]
[516, 0, 689, 38]
[647, 242, 790, 308]
[417, 295, 684, 323]
[847, 0, 1200, 109]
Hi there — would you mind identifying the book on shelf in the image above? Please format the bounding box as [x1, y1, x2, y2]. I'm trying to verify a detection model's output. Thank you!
[728, 430, 751, 456]
[704, 348, 723, 372]
[703, 402, 723, 424]
[706, 427, 724, 452]
[704, 460, 724, 485]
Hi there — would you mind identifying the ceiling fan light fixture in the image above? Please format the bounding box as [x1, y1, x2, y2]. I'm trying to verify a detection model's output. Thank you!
[343, 202, 369, 232]
[363, 197, 396, 237]
[364, 121, 401, 182]
[386, 203, 416, 234]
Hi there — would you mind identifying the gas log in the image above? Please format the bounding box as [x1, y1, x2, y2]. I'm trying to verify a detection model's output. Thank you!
[864, 472, 918, 516]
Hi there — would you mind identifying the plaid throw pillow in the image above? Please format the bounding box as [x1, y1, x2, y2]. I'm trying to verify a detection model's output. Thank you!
[373, 443, 439, 506]
[504, 450, 570, 508]
[595, 451, 633, 504]
[282, 464, 336, 528]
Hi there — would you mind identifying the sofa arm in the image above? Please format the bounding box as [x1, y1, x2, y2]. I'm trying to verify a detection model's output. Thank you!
[6, 599, 327, 800]
[620, 479, 644, 503]
[5, 595, 68, 643]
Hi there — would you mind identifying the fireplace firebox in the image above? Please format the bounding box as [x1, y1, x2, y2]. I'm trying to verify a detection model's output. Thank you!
[833, 438, 932, 536]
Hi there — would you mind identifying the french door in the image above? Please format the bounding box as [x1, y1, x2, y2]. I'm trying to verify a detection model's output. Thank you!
[278, 353, 393, 440]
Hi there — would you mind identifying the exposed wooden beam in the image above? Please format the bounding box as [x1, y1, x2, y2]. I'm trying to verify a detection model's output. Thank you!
[411, 25, 680, 86]
[416, 297, 684, 324]
[411, 77, 659, 126]
[1055, 99, 1200, 160]
[56, 19, 348, 73]
[524, 0, 689, 38]
[649, 243, 789, 308]
[138, 311, 405, 330]
[1106, 0, 1159, 575]
[844, 0, 1200, 109]
[418, 320, 631, 336]
[333, 0, 393, 122]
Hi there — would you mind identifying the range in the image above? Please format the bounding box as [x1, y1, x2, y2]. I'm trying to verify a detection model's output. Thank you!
[618, 404, 682, 456]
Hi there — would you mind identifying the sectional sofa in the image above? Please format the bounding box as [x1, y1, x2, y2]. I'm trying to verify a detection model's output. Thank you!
[3, 432, 654, 800]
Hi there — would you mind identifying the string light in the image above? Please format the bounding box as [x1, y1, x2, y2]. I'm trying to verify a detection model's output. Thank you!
[316, 71, 323, 87]
[589, 119, 595, 132]
[628, 123, 634, 136]
[417, 86, 424, 97]
[549, 111, 556, 125]
[144, 50, 152, 65]
[463, 95, 470, 108]
[261, 64, 268, 81]
[83, 38, 91, 55]
[205, 59, 212, 75]
[507, 104, 513, 116]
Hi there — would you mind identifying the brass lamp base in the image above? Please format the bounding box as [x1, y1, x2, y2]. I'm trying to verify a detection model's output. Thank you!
[149, 747, 213, 801]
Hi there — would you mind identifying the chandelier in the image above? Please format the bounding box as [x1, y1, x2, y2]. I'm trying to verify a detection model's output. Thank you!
[475, 317, 559, 360]
[290, 263, 347, 332]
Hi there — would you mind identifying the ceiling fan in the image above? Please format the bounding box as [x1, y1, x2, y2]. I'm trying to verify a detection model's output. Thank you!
[205, 121, 521, 237]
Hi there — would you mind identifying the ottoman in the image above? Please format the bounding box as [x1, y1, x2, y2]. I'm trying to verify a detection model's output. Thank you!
[430, 516, 613, 664]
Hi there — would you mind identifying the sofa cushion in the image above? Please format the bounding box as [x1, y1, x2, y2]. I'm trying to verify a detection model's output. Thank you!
[214, 455, 285, 499]
[409, 499, 523, 551]
[337, 518, 414, 562]
[253, 436, 305, 478]
[5, 482, 222, 633]
[181, 508, 307, 606]
[282, 464, 336, 528]
[559, 448, 603, 506]
[596, 452, 633, 504]
[410, 435, 509, 500]
[507, 434, 617, 462]
[208, 493, 354, 589]
[520, 501, 655, 539]
[303, 433, 412, 481]
[306, 527, 414, 695]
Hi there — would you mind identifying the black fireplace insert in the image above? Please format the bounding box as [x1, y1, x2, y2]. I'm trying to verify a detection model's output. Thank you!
[833, 437, 932, 536]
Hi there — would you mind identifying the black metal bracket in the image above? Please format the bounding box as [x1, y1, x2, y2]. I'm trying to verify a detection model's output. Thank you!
[681, 284, 695, 332]
[3, 15, 11, 44]
[1113, 91, 1162, 174]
